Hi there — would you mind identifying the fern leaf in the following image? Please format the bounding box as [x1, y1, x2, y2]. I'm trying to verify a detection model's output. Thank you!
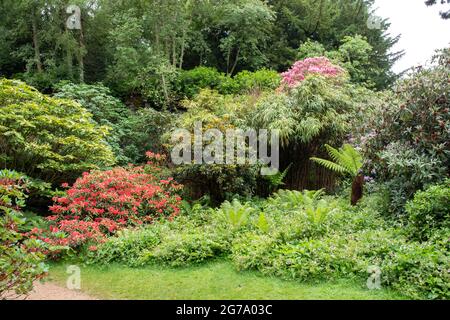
[310, 157, 347, 173]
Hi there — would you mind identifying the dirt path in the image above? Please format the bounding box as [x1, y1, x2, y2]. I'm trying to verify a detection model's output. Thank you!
[7, 281, 97, 300]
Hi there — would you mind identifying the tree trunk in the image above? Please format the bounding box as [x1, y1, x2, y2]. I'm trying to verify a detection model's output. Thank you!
[226, 47, 231, 75]
[172, 36, 177, 67]
[229, 47, 240, 76]
[351, 174, 364, 206]
[161, 72, 169, 109]
[31, 9, 43, 73]
[78, 16, 85, 82]
[178, 25, 189, 69]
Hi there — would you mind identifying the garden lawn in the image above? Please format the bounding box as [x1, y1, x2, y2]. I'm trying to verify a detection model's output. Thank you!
[48, 260, 406, 300]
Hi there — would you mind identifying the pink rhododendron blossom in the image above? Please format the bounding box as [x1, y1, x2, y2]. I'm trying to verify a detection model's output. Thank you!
[281, 57, 344, 88]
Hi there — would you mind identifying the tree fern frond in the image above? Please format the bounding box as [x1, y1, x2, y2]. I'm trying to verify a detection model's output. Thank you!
[324, 144, 344, 164]
[342, 144, 363, 175]
[311, 144, 363, 176]
[310, 157, 347, 173]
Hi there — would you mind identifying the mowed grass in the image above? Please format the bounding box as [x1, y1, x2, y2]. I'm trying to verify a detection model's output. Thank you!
[48, 261, 406, 300]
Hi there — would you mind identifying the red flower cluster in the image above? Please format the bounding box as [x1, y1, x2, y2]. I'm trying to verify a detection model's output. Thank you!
[50, 165, 182, 225]
[27, 219, 113, 250]
[29, 153, 183, 255]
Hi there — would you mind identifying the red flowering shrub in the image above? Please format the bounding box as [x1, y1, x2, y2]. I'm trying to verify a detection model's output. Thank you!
[28, 153, 183, 256]
[27, 219, 111, 252]
[50, 165, 182, 225]
[281, 57, 344, 88]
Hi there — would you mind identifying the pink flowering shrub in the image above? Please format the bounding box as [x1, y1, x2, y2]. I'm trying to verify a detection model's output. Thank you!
[281, 57, 344, 88]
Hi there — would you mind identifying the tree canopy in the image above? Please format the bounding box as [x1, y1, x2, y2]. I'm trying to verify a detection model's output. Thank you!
[0, 0, 403, 99]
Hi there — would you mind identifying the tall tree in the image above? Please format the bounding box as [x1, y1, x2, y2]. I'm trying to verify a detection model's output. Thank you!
[216, 0, 275, 75]
[0, 0, 403, 93]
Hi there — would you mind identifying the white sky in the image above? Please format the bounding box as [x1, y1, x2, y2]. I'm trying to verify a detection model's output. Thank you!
[374, 0, 450, 73]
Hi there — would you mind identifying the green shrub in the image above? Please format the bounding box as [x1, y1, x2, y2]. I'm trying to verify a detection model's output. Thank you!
[144, 226, 232, 267]
[267, 189, 324, 211]
[405, 181, 450, 240]
[119, 108, 174, 164]
[233, 69, 281, 93]
[264, 190, 383, 241]
[0, 79, 115, 184]
[167, 89, 260, 202]
[175, 67, 280, 99]
[377, 143, 447, 217]
[260, 237, 362, 281]
[87, 227, 163, 267]
[381, 236, 450, 300]
[54, 82, 131, 163]
[54, 82, 132, 125]
[364, 49, 450, 214]
[233, 227, 401, 282]
[89, 204, 234, 268]
[231, 232, 277, 272]
[176, 67, 230, 99]
[218, 199, 254, 230]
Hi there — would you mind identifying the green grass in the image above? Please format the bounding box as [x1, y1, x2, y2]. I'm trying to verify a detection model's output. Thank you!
[48, 260, 406, 300]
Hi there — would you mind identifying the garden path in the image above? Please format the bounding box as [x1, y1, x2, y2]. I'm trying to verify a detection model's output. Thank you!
[8, 281, 97, 300]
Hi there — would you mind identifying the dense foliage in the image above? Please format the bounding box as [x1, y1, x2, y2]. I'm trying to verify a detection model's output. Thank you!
[175, 67, 281, 99]
[252, 63, 372, 190]
[0, 79, 115, 185]
[405, 180, 450, 241]
[0, 0, 401, 104]
[0, 0, 448, 301]
[297, 35, 385, 88]
[87, 190, 450, 299]
[27, 153, 183, 256]
[363, 49, 450, 215]
[54, 82, 173, 164]
[166, 89, 261, 202]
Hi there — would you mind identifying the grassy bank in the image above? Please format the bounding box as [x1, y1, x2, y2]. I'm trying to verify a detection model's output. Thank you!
[48, 260, 406, 300]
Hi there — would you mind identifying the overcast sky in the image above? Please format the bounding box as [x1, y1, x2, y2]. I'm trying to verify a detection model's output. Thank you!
[374, 0, 450, 73]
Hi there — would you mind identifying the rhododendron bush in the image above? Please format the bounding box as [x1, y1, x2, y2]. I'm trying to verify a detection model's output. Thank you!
[50, 166, 182, 224]
[281, 57, 344, 88]
[27, 218, 117, 254]
[27, 153, 183, 256]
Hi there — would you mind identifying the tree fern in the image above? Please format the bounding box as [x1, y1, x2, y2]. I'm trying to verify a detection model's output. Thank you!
[311, 144, 362, 176]
[311, 144, 365, 206]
